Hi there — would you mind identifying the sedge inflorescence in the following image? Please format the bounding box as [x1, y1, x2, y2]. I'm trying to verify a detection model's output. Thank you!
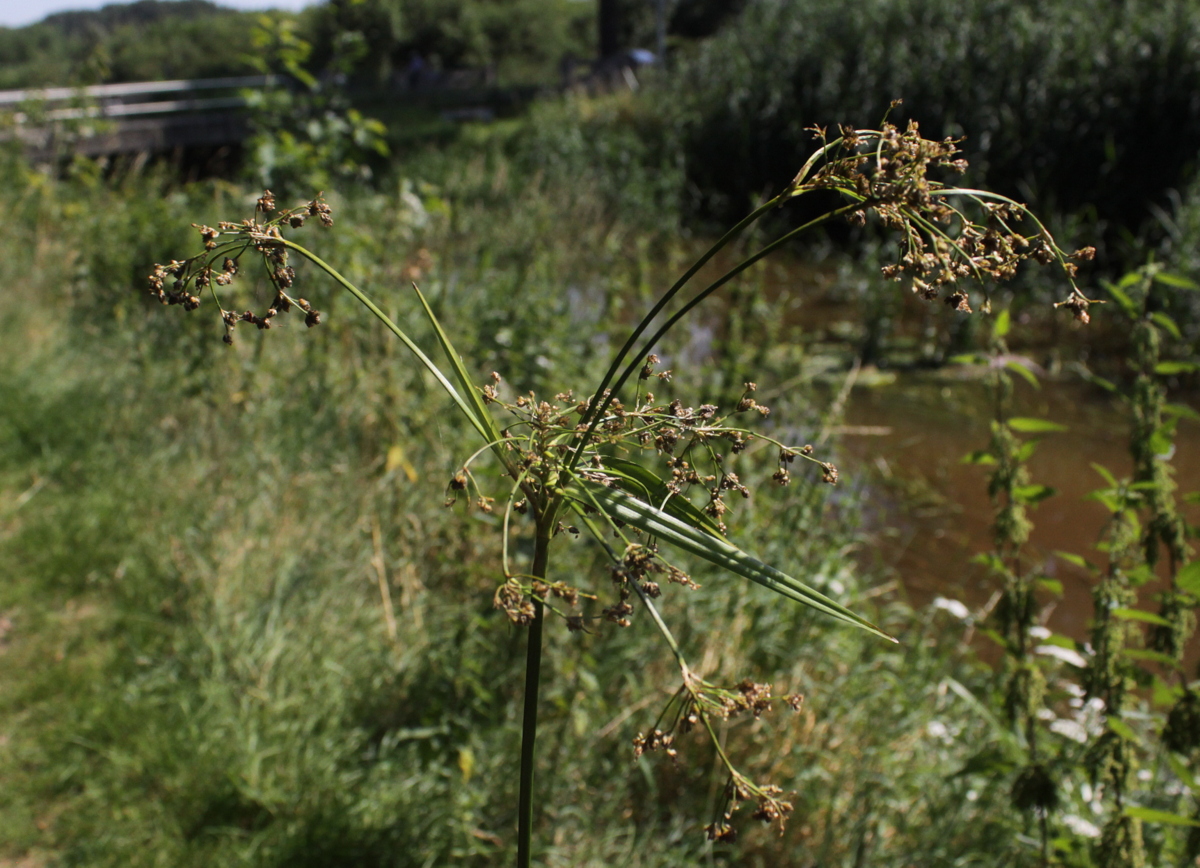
[796, 111, 1097, 320]
[144, 116, 1101, 849]
[464, 361, 837, 634]
[147, 190, 332, 343]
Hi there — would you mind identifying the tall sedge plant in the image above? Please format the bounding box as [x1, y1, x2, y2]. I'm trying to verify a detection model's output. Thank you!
[148, 118, 1091, 863]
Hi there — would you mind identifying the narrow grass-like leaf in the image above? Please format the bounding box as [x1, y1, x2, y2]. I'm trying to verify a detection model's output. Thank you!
[1150, 312, 1182, 340]
[1007, 417, 1067, 433]
[600, 455, 725, 538]
[1124, 806, 1200, 827]
[1154, 361, 1199, 376]
[411, 283, 505, 449]
[1004, 360, 1040, 390]
[569, 482, 896, 642]
[1111, 607, 1172, 627]
[281, 240, 494, 443]
[1151, 272, 1200, 291]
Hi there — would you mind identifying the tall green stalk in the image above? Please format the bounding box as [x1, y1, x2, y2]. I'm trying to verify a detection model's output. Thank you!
[517, 519, 552, 868]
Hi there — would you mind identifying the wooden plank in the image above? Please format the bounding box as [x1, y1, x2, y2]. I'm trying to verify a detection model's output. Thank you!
[0, 75, 274, 106]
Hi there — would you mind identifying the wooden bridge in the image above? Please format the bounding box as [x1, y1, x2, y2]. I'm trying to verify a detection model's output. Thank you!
[0, 76, 273, 162]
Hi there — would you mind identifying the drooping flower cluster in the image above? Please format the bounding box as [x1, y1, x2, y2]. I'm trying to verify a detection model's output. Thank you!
[796, 113, 1097, 319]
[148, 191, 332, 344]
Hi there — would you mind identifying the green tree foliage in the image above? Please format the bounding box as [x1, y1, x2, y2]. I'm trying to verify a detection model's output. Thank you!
[659, 0, 1200, 245]
[0, 0, 260, 87]
[303, 0, 595, 85]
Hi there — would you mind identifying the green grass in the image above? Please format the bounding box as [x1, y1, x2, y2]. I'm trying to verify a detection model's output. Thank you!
[0, 152, 1047, 867]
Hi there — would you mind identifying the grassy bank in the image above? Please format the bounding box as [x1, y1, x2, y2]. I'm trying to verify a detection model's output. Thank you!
[0, 148, 1053, 866]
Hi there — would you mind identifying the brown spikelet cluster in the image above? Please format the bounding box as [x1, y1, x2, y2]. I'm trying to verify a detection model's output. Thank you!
[147, 192, 333, 344]
[796, 114, 1097, 319]
[470, 361, 841, 638]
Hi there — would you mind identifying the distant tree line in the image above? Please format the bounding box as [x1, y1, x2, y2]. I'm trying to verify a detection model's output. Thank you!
[0, 0, 751, 90]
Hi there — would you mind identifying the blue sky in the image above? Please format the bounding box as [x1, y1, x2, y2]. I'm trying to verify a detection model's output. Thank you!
[0, 0, 322, 29]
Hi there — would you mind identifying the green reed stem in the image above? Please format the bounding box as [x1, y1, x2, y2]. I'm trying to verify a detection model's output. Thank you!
[279, 239, 493, 443]
[517, 519, 552, 868]
[568, 201, 863, 474]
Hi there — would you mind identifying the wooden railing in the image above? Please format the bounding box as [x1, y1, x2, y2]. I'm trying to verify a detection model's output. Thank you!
[0, 76, 274, 160]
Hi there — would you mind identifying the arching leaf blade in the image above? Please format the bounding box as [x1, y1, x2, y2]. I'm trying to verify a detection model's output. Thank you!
[570, 482, 896, 642]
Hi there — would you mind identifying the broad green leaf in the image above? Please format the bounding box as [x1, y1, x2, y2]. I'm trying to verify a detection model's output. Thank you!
[600, 456, 724, 538]
[1154, 361, 1198, 375]
[1082, 371, 1119, 392]
[570, 482, 896, 642]
[993, 308, 1011, 338]
[1007, 417, 1067, 433]
[1124, 806, 1200, 827]
[960, 450, 997, 465]
[1106, 717, 1140, 744]
[1013, 484, 1056, 505]
[1035, 578, 1063, 597]
[1087, 491, 1121, 512]
[1103, 282, 1139, 317]
[1186, 492, 1200, 504]
[1116, 270, 1144, 290]
[1054, 550, 1091, 570]
[1164, 403, 1200, 422]
[1154, 679, 1185, 708]
[1150, 312, 1182, 340]
[1151, 272, 1200, 291]
[1176, 560, 1200, 595]
[1126, 563, 1155, 588]
[1124, 649, 1183, 671]
[972, 552, 1006, 573]
[1090, 463, 1118, 487]
[1038, 633, 1075, 649]
[1015, 440, 1039, 463]
[1149, 420, 1177, 457]
[949, 353, 987, 366]
[1112, 607, 1171, 627]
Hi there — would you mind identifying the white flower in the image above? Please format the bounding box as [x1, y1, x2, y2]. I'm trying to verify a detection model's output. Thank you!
[1050, 718, 1089, 743]
[932, 596, 970, 620]
[1062, 815, 1101, 838]
[1035, 644, 1087, 668]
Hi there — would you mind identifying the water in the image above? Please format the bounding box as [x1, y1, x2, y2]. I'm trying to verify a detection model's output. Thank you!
[839, 371, 1200, 641]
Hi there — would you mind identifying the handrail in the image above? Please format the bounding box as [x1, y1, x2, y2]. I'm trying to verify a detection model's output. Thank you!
[0, 75, 275, 107]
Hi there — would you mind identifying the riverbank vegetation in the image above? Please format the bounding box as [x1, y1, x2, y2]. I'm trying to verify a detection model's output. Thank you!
[1, 1, 1199, 865]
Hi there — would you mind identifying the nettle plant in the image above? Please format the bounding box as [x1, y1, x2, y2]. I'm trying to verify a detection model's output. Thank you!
[149, 118, 1093, 864]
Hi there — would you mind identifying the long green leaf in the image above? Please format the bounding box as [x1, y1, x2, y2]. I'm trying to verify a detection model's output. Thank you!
[411, 283, 505, 449]
[281, 240, 493, 443]
[1124, 806, 1200, 827]
[600, 456, 725, 538]
[570, 482, 896, 642]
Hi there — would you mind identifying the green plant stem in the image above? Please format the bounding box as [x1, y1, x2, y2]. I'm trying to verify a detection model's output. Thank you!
[576, 198, 781, 424]
[568, 201, 863, 474]
[278, 238, 494, 443]
[517, 519, 552, 868]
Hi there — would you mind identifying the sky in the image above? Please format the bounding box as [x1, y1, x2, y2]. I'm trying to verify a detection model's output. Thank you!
[0, 0, 322, 29]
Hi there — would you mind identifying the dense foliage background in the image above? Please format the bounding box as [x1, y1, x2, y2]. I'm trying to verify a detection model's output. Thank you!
[1, 1, 1199, 866]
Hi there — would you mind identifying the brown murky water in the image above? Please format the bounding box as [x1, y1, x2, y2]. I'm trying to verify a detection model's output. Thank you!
[839, 372, 1200, 640]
